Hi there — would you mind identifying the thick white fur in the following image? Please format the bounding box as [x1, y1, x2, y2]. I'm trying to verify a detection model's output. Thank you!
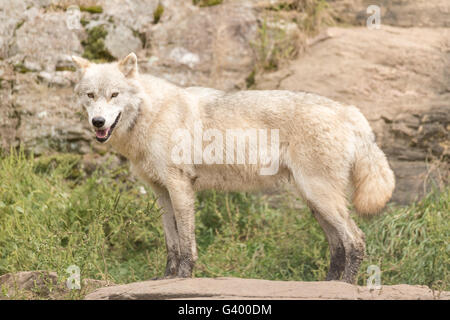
[72, 53, 395, 283]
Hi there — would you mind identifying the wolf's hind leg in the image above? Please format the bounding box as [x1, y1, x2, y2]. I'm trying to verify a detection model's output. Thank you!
[309, 207, 345, 280]
[293, 173, 365, 284]
[341, 218, 366, 283]
[152, 184, 181, 278]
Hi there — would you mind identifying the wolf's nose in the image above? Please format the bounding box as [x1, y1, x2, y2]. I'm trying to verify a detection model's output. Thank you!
[92, 117, 105, 128]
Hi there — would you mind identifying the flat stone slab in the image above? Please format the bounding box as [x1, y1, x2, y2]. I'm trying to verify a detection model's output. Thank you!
[84, 277, 449, 300]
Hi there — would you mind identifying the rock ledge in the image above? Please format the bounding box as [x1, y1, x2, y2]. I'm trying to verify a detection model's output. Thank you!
[84, 277, 449, 300]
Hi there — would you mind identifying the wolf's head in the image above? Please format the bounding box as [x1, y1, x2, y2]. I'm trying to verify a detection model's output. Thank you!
[72, 53, 142, 143]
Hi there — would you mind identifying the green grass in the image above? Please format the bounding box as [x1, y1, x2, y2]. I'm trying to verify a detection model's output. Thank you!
[0, 149, 448, 299]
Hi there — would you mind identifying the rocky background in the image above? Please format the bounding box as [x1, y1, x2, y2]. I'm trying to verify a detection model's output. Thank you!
[0, 0, 448, 204]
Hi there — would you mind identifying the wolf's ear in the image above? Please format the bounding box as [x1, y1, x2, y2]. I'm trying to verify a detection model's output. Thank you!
[118, 52, 138, 77]
[72, 56, 91, 70]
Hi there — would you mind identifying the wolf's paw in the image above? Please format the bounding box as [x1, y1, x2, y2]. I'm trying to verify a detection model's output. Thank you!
[177, 257, 194, 278]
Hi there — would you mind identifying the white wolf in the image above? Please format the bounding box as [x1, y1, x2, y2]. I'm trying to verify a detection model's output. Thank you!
[72, 53, 395, 283]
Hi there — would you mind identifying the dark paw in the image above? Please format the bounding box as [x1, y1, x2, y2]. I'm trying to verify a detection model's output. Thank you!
[326, 246, 345, 281]
[164, 253, 179, 277]
[326, 270, 343, 281]
[177, 254, 194, 278]
[342, 246, 365, 284]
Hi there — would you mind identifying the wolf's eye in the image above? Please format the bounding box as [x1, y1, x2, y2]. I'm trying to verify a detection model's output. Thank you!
[111, 92, 119, 98]
[87, 93, 95, 99]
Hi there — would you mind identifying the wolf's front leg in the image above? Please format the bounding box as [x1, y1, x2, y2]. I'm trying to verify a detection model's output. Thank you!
[152, 184, 181, 278]
[167, 175, 197, 278]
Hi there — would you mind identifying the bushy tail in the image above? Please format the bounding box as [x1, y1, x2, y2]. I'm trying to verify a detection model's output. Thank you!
[352, 141, 395, 215]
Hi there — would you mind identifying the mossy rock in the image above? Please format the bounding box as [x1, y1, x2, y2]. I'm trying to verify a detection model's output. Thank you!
[193, 0, 223, 7]
[153, 3, 164, 24]
[80, 6, 103, 14]
[80, 18, 89, 27]
[55, 66, 76, 72]
[81, 25, 115, 62]
[13, 63, 33, 74]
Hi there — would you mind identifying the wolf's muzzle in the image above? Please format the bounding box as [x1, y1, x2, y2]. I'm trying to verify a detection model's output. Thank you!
[95, 113, 121, 143]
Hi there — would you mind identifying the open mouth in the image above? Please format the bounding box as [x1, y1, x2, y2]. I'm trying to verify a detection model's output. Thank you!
[95, 113, 121, 143]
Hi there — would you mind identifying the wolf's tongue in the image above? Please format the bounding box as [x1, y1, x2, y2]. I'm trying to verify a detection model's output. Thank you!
[96, 128, 109, 138]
